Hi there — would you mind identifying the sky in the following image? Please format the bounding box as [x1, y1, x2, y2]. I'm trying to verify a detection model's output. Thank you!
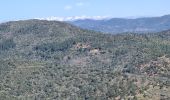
[0, 0, 170, 21]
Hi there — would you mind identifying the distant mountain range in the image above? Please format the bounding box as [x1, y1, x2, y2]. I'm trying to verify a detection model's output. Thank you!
[69, 15, 170, 33]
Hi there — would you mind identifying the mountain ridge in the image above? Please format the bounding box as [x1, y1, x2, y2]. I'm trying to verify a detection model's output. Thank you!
[69, 14, 170, 34]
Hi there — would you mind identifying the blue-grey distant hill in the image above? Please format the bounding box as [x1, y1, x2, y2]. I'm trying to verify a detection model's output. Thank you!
[69, 15, 170, 34]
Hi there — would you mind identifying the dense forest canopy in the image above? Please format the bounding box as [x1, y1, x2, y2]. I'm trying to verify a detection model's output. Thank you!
[0, 20, 169, 100]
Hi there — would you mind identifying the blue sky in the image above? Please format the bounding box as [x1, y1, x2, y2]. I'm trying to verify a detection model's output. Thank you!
[0, 0, 170, 21]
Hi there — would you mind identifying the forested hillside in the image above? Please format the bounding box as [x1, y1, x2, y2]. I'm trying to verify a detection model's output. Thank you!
[0, 20, 169, 100]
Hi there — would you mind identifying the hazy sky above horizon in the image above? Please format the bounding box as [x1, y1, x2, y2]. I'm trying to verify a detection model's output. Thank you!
[0, 0, 170, 21]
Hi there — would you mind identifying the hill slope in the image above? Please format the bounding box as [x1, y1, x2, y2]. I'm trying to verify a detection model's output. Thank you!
[70, 15, 170, 34]
[0, 20, 170, 100]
